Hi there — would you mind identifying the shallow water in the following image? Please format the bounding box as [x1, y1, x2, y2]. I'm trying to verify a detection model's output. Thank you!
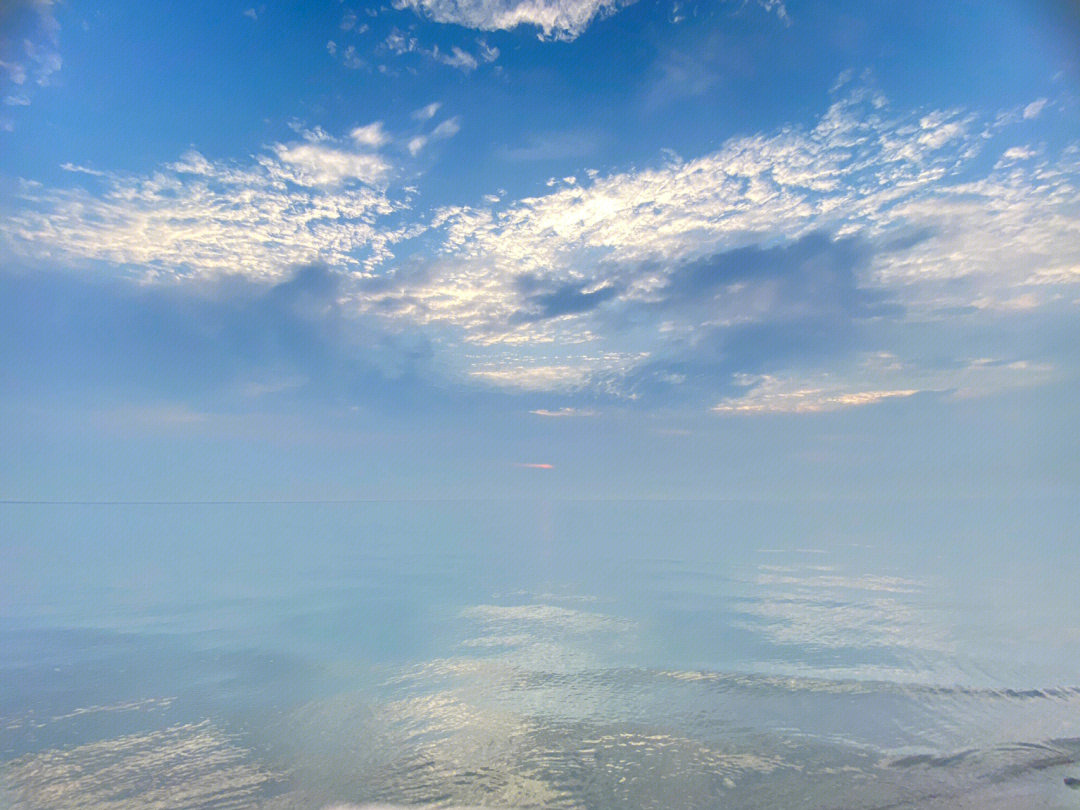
[2, 499, 1079, 809]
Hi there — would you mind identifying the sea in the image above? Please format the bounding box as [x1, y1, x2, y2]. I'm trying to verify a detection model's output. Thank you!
[2, 498, 1079, 809]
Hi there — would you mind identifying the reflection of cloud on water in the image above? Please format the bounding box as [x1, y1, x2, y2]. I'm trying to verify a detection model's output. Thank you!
[9, 652, 1080, 809]
[462, 603, 630, 632]
[10, 587, 1080, 810]
[2, 696, 176, 733]
[737, 594, 950, 650]
[250, 597, 799, 808]
[3, 720, 282, 810]
[754, 568, 921, 594]
[267, 681, 795, 810]
[268, 669, 1080, 809]
[456, 600, 637, 673]
[731, 562, 954, 669]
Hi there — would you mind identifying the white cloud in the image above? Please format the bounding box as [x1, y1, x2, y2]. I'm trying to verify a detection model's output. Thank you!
[755, 0, 789, 23]
[340, 9, 359, 30]
[394, 0, 632, 41]
[712, 377, 918, 414]
[2, 137, 411, 280]
[272, 142, 390, 187]
[384, 28, 418, 55]
[393, 0, 786, 41]
[998, 144, 1037, 164]
[327, 90, 1078, 395]
[529, 407, 598, 417]
[341, 44, 364, 69]
[461, 351, 646, 393]
[477, 39, 500, 62]
[383, 30, 492, 72]
[412, 101, 442, 120]
[437, 45, 478, 71]
[6, 87, 1079, 399]
[418, 90, 1079, 338]
[349, 120, 390, 148]
[468, 363, 596, 391]
[59, 162, 107, 176]
[408, 135, 428, 156]
[406, 116, 461, 156]
[711, 356, 1057, 415]
[432, 116, 462, 139]
[0, 0, 62, 123]
[1023, 97, 1048, 119]
[0, 59, 28, 86]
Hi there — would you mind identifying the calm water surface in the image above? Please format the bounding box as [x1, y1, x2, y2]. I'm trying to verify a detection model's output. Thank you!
[2, 500, 1079, 808]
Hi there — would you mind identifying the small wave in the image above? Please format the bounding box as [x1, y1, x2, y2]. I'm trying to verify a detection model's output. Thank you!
[657, 667, 1080, 700]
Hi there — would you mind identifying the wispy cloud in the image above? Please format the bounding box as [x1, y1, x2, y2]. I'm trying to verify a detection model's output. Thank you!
[0, 0, 61, 128]
[529, 407, 598, 417]
[710, 355, 1057, 415]
[499, 130, 599, 162]
[412, 101, 442, 121]
[1023, 98, 1048, 119]
[408, 116, 462, 155]
[382, 29, 496, 72]
[712, 378, 918, 415]
[466, 353, 648, 393]
[2, 130, 412, 279]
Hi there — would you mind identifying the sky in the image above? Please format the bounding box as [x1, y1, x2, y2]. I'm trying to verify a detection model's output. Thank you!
[1, 0, 1079, 502]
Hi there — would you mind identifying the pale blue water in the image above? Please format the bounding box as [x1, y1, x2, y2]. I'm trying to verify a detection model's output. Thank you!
[2, 499, 1079, 808]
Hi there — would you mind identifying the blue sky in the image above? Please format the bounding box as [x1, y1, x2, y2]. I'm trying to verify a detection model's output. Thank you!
[1, 0, 1079, 501]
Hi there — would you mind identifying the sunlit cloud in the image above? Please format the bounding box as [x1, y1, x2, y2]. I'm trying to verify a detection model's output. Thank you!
[712, 380, 919, 415]
[392, 0, 633, 41]
[529, 407, 598, 417]
[1, 133, 412, 279]
[711, 356, 1056, 415]
[3, 85, 1078, 403]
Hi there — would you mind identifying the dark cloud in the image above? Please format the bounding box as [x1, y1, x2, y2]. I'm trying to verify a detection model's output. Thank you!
[619, 232, 905, 400]
[657, 231, 896, 319]
[0, 266, 438, 410]
[511, 279, 619, 323]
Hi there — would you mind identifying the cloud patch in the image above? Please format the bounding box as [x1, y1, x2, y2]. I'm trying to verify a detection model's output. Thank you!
[0, 265, 440, 408]
[393, 0, 632, 41]
[511, 278, 619, 322]
[0, 0, 61, 128]
[2, 129, 412, 279]
[4, 87, 1078, 406]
